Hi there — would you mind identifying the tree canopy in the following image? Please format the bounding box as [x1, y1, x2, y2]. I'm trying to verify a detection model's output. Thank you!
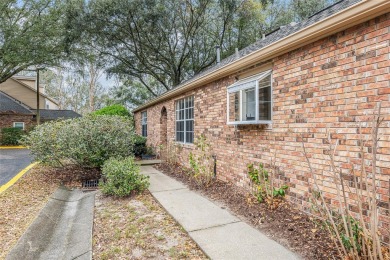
[1, 0, 338, 108]
[0, 0, 84, 84]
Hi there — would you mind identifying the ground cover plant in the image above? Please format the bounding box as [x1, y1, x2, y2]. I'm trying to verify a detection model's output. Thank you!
[22, 115, 136, 168]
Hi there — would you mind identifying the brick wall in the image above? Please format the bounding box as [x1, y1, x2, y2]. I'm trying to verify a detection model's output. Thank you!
[135, 13, 390, 242]
[0, 114, 35, 130]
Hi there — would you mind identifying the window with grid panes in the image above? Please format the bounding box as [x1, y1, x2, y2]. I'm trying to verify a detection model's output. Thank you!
[175, 96, 194, 143]
[141, 111, 147, 137]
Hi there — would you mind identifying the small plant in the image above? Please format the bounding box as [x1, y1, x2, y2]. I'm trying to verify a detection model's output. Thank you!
[273, 185, 289, 197]
[163, 142, 182, 165]
[133, 135, 147, 157]
[339, 217, 362, 253]
[99, 157, 149, 197]
[188, 134, 214, 186]
[0, 127, 24, 145]
[141, 145, 156, 159]
[247, 162, 289, 208]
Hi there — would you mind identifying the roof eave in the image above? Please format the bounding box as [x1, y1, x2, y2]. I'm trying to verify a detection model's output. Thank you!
[11, 78, 60, 106]
[133, 0, 390, 113]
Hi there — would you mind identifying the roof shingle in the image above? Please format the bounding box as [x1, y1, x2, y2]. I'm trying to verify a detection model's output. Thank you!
[30, 109, 82, 120]
[0, 91, 33, 115]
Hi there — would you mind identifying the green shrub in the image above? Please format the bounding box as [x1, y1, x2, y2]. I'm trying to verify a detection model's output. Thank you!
[92, 104, 131, 117]
[22, 115, 136, 167]
[1, 128, 24, 145]
[133, 135, 147, 156]
[99, 157, 149, 197]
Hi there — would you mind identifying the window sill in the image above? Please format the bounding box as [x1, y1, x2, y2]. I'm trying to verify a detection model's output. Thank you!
[174, 141, 194, 148]
[227, 120, 272, 125]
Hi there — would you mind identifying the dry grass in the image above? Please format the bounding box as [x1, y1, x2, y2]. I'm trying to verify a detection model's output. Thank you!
[93, 191, 207, 260]
[0, 165, 59, 259]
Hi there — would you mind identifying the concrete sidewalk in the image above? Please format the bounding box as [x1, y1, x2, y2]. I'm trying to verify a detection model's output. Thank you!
[141, 166, 300, 260]
[7, 187, 96, 260]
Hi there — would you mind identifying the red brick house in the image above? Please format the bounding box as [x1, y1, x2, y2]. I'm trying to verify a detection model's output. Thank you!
[133, 0, 389, 241]
[0, 91, 35, 131]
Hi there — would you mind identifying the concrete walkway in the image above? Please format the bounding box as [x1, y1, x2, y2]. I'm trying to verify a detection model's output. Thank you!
[7, 187, 96, 260]
[141, 166, 300, 260]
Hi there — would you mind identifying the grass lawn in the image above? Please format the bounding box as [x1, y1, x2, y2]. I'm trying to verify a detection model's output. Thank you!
[0, 165, 59, 259]
[93, 191, 207, 259]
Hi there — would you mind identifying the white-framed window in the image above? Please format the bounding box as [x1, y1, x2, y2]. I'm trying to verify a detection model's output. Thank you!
[13, 122, 25, 130]
[227, 70, 272, 125]
[141, 111, 147, 137]
[175, 96, 194, 144]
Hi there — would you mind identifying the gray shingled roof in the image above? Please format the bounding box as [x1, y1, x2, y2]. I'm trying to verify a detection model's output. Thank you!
[140, 0, 361, 106]
[0, 91, 33, 114]
[31, 109, 82, 120]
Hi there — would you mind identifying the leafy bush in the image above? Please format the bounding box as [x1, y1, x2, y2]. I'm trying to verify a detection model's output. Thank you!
[92, 104, 131, 117]
[188, 134, 214, 186]
[22, 115, 136, 167]
[99, 157, 149, 197]
[247, 163, 288, 207]
[1, 128, 24, 145]
[133, 134, 147, 156]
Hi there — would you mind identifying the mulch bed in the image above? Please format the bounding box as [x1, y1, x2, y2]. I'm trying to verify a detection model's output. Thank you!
[155, 162, 340, 260]
[39, 165, 101, 189]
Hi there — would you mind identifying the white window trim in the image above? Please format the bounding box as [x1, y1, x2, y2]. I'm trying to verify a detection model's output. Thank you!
[175, 96, 194, 144]
[141, 111, 147, 137]
[13, 122, 25, 130]
[227, 70, 273, 125]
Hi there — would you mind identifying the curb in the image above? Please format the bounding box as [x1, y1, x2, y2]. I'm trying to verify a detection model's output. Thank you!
[6, 187, 96, 259]
[0, 146, 27, 149]
[0, 162, 38, 194]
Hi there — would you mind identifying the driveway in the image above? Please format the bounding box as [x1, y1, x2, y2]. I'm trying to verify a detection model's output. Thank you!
[0, 149, 32, 186]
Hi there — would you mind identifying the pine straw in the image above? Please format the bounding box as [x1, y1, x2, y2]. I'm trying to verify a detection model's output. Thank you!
[0, 165, 59, 259]
[93, 191, 207, 260]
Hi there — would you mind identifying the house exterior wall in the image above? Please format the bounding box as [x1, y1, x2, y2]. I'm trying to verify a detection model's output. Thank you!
[135, 13, 390, 242]
[0, 114, 35, 130]
[0, 78, 47, 109]
[45, 99, 59, 110]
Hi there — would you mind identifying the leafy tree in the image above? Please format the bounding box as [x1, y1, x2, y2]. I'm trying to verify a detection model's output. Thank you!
[110, 75, 166, 109]
[92, 104, 131, 117]
[87, 0, 253, 94]
[0, 0, 83, 83]
[41, 67, 109, 115]
[292, 0, 336, 20]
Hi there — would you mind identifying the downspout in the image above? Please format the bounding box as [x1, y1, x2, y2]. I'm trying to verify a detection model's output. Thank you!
[212, 155, 217, 178]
